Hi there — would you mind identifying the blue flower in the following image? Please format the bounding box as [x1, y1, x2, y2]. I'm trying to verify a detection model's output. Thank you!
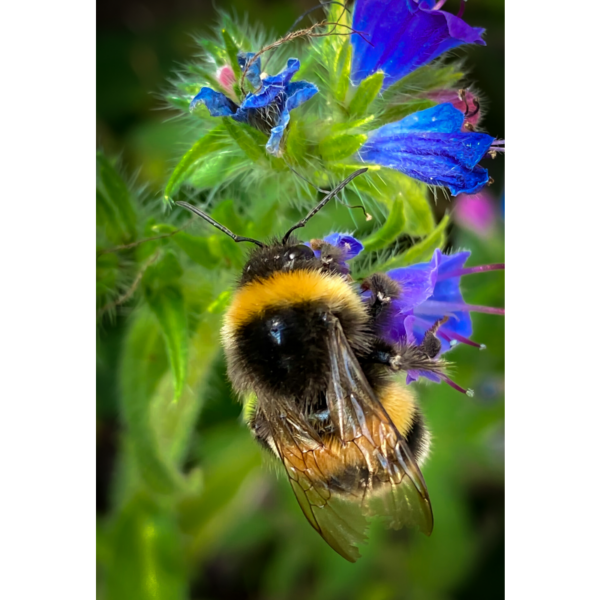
[351, 0, 485, 89]
[356, 103, 496, 195]
[190, 54, 318, 155]
[305, 233, 364, 274]
[364, 248, 504, 393]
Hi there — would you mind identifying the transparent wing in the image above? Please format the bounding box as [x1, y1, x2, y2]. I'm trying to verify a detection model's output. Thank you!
[266, 315, 433, 562]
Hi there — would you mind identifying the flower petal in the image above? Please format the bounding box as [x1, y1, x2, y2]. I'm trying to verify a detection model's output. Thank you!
[386, 249, 441, 313]
[357, 104, 494, 195]
[323, 233, 364, 259]
[351, 0, 485, 88]
[190, 87, 239, 117]
[242, 58, 300, 109]
[264, 80, 318, 155]
[285, 81, 319, 111]
[237, 52, 262, 88]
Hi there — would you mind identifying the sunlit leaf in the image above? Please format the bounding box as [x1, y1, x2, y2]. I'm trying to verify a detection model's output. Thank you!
[348, 72, 384, 117]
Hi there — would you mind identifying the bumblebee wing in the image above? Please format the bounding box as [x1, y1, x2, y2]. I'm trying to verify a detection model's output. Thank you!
[267, 315, 433, 562]
[267, 407, 369, 562]
[325, 315, 433, 536]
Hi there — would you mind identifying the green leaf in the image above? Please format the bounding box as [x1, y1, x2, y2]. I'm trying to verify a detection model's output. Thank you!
[198, 38, 227, 65]
[332, 40, 352, 103]
[361, 200, 406, 252]
[145, 283, 188, 402]
[120, 310, 183, 495]
[285, 119, 307, 164]
[152, 225, 219, 270]
[164, 125, 228, 202]
[97, 152, 138, 240]
[104, 493, 187, 600]
[379, 214, 449, 271]
[400, 177, 436, 236]
[223, 118, 266, 162]
[319, 133, 368, 162]
[348, 71, 384, 117]
[221, 29, 242, 80]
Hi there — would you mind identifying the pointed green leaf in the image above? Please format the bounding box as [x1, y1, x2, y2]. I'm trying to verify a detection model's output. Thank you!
[221, 29, 242, 80]
[319, 133, 367, 162]
[120, 310, 182, 495]
[97, 152, 138, 240]
[379, 214, 449, 271]
[285, 119, 307, 163]
[223, 118, 265, 162]
[361, 199, 406, 252]
[197, 38, 227, 65]
[145, 283, 188, 402]
[348, 71, 384, 117]
[164, 125, 228, 202]
[333, 40, 352, 103]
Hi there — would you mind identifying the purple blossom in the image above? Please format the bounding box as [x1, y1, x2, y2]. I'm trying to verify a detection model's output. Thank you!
[356, 103, 497, 195]
[364, 248, 504, 393]
[190, 54, 318, 155]
[351, 0, 485, 89]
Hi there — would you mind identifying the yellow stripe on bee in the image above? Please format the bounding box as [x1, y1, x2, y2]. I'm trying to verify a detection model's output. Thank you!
[223, 269, 365, 333]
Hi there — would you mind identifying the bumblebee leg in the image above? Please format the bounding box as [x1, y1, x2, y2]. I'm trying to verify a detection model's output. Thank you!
[361, 273, 401, 321]
[248, 407, 276, 455]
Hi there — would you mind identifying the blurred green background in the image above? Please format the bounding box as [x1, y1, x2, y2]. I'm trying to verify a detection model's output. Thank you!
[96, 1, 505, 598]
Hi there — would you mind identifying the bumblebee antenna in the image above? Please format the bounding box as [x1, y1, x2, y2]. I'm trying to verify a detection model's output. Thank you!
[282, 167, 368, 244]
[175, 201, 265, 247]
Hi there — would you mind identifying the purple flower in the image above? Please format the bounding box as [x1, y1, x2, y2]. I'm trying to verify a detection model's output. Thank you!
[190, 54, 318, 155]
[356, 103, 499, 195]
[365, 248, 504, 393]
[351, 0, 485, 89]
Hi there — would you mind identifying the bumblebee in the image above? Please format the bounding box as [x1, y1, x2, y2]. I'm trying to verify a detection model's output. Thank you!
[177, 169, 447, 562]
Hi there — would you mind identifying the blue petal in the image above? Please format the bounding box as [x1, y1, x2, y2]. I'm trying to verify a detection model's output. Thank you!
[386, 249, 440, 312]
[242, 58, 300, 110]
[264, 79, 318, 155]
[237, 52, 262, 88]
[357, 104, 494, 195]
[324, 233, 364, 259]
[190, 87, 239, 117]
[285, 81, 319, 111]
[351, 0, 485, 88]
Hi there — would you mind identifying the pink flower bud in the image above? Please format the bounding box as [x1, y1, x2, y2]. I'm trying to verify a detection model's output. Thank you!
[216, 65, 236, 94]
[427, 89, 482, 130]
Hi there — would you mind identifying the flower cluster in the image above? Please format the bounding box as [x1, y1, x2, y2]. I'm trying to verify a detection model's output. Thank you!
[169, 0, 503, 201]
[317, 233, 504, 395]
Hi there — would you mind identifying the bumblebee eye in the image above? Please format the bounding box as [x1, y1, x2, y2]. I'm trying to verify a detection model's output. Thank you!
[269, 319, 284, 345]
[284, 245, 314, 262]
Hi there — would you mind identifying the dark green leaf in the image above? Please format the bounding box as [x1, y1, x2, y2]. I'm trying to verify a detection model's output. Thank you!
[97, 152, 138, 241]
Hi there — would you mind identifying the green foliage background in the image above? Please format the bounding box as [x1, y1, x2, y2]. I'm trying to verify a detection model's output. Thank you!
[97, 1, 505, 598]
